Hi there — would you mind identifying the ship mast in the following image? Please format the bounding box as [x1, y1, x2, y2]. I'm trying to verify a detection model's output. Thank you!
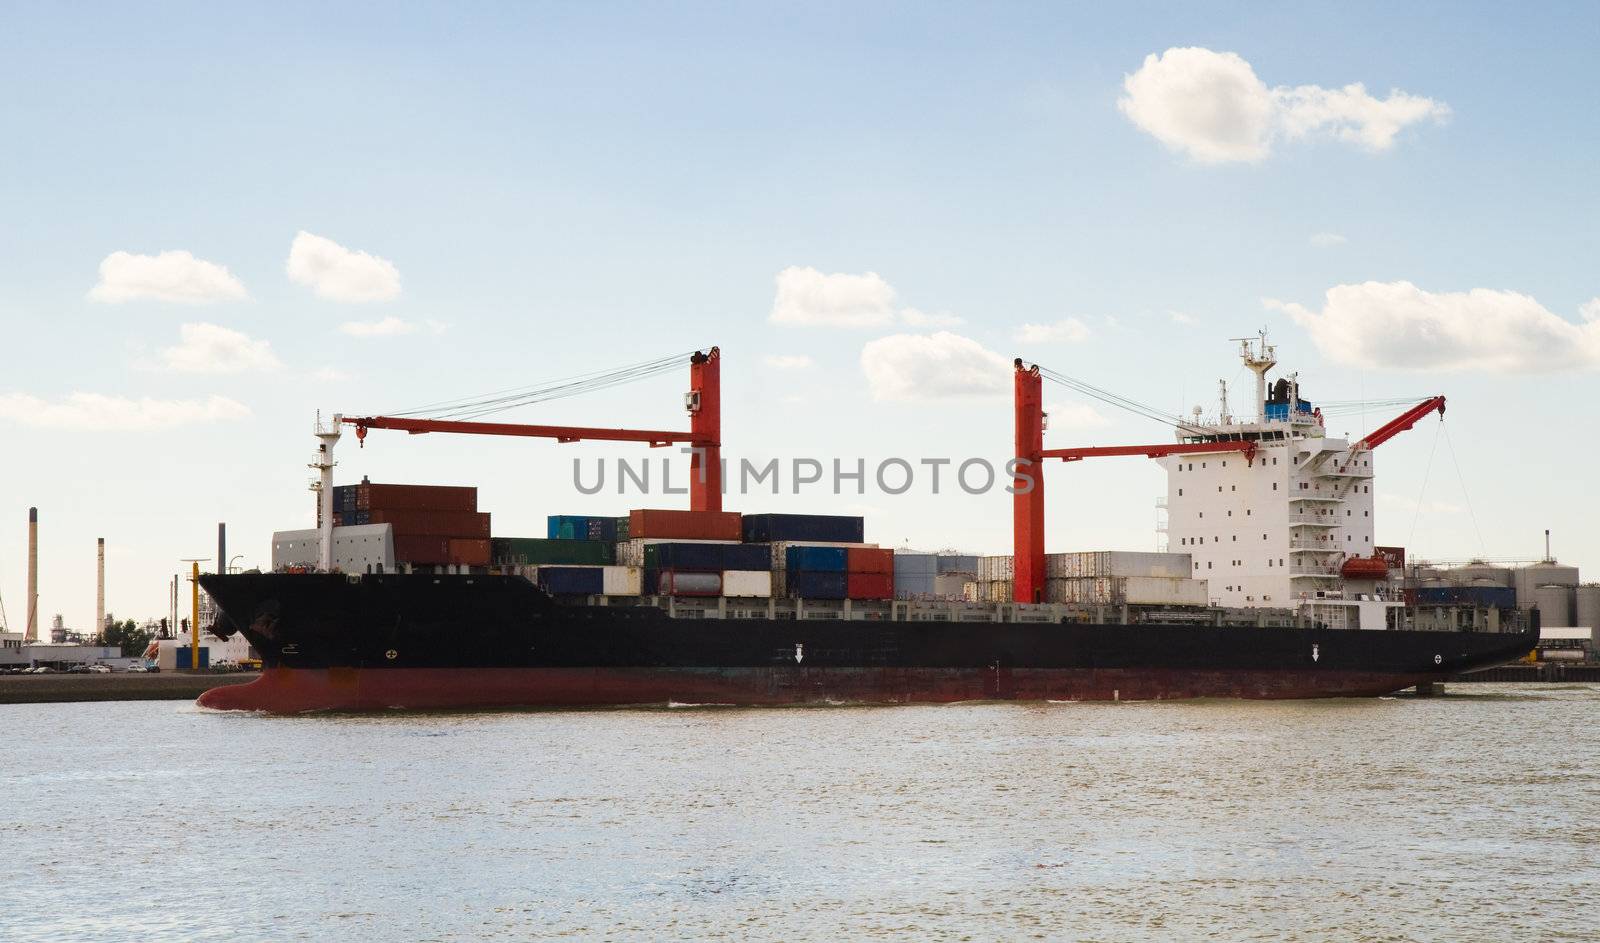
[1233, 330, 1277, 424]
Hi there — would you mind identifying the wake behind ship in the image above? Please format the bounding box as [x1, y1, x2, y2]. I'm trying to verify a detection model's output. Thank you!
[197, 336, 1538, 713]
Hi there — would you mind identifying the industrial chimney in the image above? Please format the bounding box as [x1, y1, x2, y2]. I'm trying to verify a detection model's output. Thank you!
[96, 537, 106, 639]
[26, 508, 38, 642]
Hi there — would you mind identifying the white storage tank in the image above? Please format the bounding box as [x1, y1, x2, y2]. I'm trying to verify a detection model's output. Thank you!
[1514, 563, 1581, 608]
[1574, 585, 1600, 630]
[1535, 584, 1573, 627]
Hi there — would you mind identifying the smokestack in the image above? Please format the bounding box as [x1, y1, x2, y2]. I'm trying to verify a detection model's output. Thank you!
[218, 523, 226, 575]
[96, 537, 106, 639]
[26, 508, 38, 642]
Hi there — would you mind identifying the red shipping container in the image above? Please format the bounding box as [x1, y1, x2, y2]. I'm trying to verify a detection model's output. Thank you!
[368, 509, 491, 538]
[363, 483, 478, 512]
[394, 536, 451, 564]
[846, 547, 893, 574]
[628, 509, 741, 541]
[447, 538, 491, 566]
[846, 572, 893, 599]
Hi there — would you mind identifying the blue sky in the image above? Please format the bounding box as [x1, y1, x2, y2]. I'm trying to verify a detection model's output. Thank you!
[1, 2, 1596, 631]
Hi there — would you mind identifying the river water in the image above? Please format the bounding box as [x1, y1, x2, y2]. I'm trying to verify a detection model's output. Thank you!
[2, 685, 1596, 942]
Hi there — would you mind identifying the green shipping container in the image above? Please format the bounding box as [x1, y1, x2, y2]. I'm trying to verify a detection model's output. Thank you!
[491, 537, 614, 566]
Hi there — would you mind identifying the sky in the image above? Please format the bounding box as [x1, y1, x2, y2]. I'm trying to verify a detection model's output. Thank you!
[1, 2, 1596, 633]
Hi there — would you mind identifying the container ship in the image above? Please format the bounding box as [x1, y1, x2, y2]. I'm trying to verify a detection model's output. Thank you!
[198, 338, 1537, 712]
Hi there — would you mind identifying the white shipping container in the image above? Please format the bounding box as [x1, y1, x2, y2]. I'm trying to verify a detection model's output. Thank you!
[1121, 576, 1208, 606]
[979, 579, 1013, 603]
[962, 580, 980, 602]
[722, 570, 773, 598]
[1045, 551, 1192, 579]
[979, 556, 1014, 581]
[602, 565, 643, 596]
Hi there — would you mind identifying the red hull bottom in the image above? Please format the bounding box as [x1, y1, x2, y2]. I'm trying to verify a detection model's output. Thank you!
[196, 666, 1438, 713]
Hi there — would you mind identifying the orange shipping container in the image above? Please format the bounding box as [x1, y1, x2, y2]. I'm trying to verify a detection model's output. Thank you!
[361, 483, 478, 512]
[846, 547, 893, 574]
[368, 509, 491, 538]
[846, 572, 894, 599]
[448, 538, 491, 566]
[628, 509, 741, 541]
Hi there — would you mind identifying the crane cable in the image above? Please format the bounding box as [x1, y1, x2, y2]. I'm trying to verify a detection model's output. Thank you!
[380, 349, 705, 421]
[1441, 421, 1488, 556]
[1407, 418, 1444, 548]
[1035, 366, 1212, 437]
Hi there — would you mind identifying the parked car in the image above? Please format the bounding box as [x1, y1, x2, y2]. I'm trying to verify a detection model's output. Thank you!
[125, 665, 149, 673]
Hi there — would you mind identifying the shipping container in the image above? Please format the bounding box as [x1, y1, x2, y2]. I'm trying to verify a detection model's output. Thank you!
[722, 570, 773, 598]
[1043, 576, 1208, 606]
[979, 556, 1014, 582]
[615, 537, 739, 567]
[741, 513, 864, 544]
[361, 483, 478, 512]
[790, 571, 847, 599]
[786, 545, 848, 573]
[658, 569, 722, 597]
[769, 541, 877, 570]
[629, 509, 742, 541]
[585, 517, 619, 542]
[537, 566, 605, 595]
[447, 538, 491, 567]
[368, 509, 491, 538]
[846, 547, 894, 575]
[643, 542, 771, 572]
[846, 572, 893, 599]
[1044, 551, 1192, 580]
[394, 535, 451, 565]
[547, 515, 590, 540]
[602, 565, 643, 596]
[491, 537, 613, 566]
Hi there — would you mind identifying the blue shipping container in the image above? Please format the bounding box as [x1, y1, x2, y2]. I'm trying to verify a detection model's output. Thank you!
[538, 566, 604, 594]
[743, 514, 864, 544]
[175, 646, 210, 670]
[723, 543, 770, 571]
[791, 571, 847, 599]
[647, 543, 728, 570]
[548, 515, 592, 540]
[786, 545, 848, 572]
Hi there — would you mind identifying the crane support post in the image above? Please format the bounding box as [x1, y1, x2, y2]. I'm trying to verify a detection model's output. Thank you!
[688, 347, 722, 512]
[1013, 360, 1046, 604]
[1353, 396, 1445, 452]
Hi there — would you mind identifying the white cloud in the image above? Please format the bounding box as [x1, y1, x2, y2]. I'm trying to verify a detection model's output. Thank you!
[340, 316, 416, 337]
[1267, 281, 1600, 372]
[763, 354, 813, 370]
[0, 392, 250, 430]
[1118, 47, 1448, 163]
[860, 332, 1012, 402]
[1046, 402, 1111, 430]
[770, 266, 897, 327]
[88, 250, 248, 304]
[287, 231, 401, 302]
[1310, 232, 1348, 247]
[158, 323, 281, 374]
[1014, 318, 1091, 344]
[1168, 310, 1197, 325]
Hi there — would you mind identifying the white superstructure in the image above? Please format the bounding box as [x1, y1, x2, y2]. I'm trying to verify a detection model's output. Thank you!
[1158, 334, 1396, 629]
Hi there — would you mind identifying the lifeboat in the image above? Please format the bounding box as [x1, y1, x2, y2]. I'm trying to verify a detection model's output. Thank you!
[1340, 556, 1391, 580]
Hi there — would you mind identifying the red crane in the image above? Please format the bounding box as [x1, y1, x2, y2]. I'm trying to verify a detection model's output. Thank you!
[344, 347, 724, 512]
[1011, 359, 1443, 604]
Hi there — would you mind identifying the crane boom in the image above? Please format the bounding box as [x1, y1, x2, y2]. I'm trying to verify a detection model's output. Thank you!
[340, 347, 723, 512]
[1352, 396, 1445, 452]
[1041, 441, 1257, 463]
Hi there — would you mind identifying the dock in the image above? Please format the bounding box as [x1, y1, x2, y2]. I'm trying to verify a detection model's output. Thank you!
[0, 672, 259, 705]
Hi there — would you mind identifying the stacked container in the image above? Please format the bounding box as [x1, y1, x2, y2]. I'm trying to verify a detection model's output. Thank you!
[331, 481, 489, 566]
[845, 547, 894, 600]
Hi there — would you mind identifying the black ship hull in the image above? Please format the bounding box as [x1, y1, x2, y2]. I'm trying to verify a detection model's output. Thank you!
[197, 573, 1538, 712]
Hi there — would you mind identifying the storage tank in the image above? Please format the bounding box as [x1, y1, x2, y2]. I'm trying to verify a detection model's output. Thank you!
[1575, 585, 1600, 630]
[1534, 584, 1573, 627]
[1514, 563, 1580, 608]
[1453, 565, 1512, 587]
